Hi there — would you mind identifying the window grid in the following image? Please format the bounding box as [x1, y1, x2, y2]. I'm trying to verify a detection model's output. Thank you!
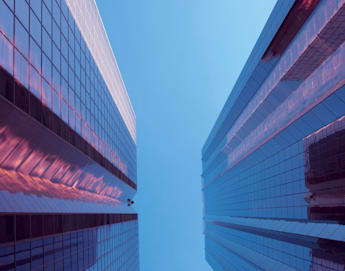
[0, 216, 139, 271]
[0, 0, 136, 183]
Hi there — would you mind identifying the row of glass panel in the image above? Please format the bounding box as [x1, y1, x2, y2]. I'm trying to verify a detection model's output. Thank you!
[205, 222, 341, 271]
[0, 220, 139, 271]
[204, 86, 345, 220]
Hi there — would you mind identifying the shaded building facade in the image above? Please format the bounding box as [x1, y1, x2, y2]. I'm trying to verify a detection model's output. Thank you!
[202, 0, 345, 270]
[0, 0, 139, 270]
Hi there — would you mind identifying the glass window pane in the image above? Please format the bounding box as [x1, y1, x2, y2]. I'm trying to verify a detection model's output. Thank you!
[75, 59, 80, 80]
[0, 33, 13, 74]
[30, 11, 41, 45]
[0, 1, 14, 41]
[15, 0, 29, 30]
[69, 106, 75, 128]
[52, 0, 60, 24]
[30, 0, 41, 20]
[76, 113, 81, 134]
[52, 66, 60, 91]
[52, 19, 60, 48]
[61, 77, 68, 100]
[52, 89, 60, 115]
[42, 29, 51, 59]
[15, 49, 28, 88]
[61, 11, 67, 39]
[42, 79, 51, 108]
[68, 23, 74, 48]
[61, 0, 68, 24]
[42, 53, 51, 82]
[61, 35, 67, 59]
[44, 0, 52, 13]
[15, 19, 28, 57]
[30, 37, 41, 70]
[69, 87, 74, 107]
[29, 65, 41, 98]
[61, 55, 68, 80]
[68, 47, 74, 70]
[69, 67, 74, 88]
[42, 3, 51, 35]
[52, 43, 60, 70]
[62, 98, 68, 123]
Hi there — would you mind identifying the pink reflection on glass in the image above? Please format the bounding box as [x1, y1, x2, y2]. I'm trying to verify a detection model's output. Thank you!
[300, 0, 313, 10]
[29, 65, 41, 98]
[0, 168, 120, 205]
[14, 49, 29, 88]
[222, 9, 345, 175]
[0, 125, 123, 204]
[0, 32, 13, 74]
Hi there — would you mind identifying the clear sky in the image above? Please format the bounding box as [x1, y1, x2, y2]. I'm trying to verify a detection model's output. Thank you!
[97, 1, 277, 270]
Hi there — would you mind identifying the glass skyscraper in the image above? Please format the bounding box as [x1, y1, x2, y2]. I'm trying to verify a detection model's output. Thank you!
[0, 0, 138, 270]
[202, 0, 345, 270]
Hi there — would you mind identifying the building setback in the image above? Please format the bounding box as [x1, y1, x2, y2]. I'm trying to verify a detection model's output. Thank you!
[202, 0, 345, 270]
[0, 0, 139, 270]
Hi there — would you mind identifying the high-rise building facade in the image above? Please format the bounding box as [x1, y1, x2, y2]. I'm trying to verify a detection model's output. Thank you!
[202, 0, 345, 270]
[0, 0, 139, 270]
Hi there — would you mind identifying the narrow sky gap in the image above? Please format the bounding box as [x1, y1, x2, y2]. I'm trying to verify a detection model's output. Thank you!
[97, 1, 276, 270]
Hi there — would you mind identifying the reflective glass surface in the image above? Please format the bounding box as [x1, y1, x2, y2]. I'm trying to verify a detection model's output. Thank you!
[0, 0, 136, 184]
[0, 1, 139, 270]
[202, 0, 345, 270]
[0, 216, 139, 271]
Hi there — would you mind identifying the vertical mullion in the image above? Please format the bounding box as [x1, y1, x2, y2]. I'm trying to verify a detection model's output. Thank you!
[12, 0, 16, 104]
[28, 0, 31, 107]
[40, 0, 43, 121]
[59, 0, 62, 118]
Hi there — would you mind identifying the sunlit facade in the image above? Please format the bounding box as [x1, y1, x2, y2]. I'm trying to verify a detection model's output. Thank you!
[0, 0, 139, 270]
[202, 0, 345, 270]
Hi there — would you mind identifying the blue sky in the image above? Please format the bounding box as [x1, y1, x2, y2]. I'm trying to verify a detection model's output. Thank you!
[97, 1, 276, 270]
